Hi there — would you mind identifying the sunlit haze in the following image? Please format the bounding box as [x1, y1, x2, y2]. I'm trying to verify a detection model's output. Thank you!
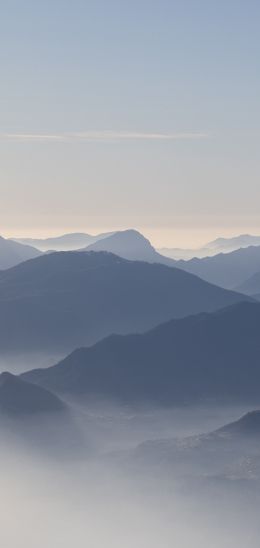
[1, 1, 260, 247]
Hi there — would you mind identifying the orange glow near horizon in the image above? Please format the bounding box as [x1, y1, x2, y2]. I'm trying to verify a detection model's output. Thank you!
[2, 225, 260, 249]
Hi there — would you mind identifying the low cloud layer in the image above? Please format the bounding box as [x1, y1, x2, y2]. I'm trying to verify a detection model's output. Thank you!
[0, 130, 208, 143]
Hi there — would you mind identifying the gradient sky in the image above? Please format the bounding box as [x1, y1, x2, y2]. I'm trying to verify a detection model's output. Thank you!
[0, 0, 259, 247]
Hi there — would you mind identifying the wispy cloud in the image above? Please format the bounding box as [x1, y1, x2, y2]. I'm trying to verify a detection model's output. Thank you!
[0, 130, 208, 143]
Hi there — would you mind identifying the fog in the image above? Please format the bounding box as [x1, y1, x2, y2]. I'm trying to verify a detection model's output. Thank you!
[1, 448, 259, 548]
[1, 403, 260, 547]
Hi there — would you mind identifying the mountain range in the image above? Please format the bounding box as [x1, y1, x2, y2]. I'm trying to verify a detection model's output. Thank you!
[23, 301, 260, 405]
[0, 250, 248, 358]
[159, 234, 260, 260]
[6, 229, 260, 294]
[14, 230, 260, 258]
[83, 229, 175, 265]
[0, 235, 41, 270]
[176, 245, 260, 290]
[13, 231, 115, 251]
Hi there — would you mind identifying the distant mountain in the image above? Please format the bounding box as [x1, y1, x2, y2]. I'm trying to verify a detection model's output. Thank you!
[0, 372, 65, 416]
[13, 231, 260, 258]
[159, 234, 260, 261]
[207, 234, 260, 252]
[83, 229, 176, 265]
[158, 247, 210, 260]
[0, 251, 247, 357]
[23, 302, 260, 405]
[0, 235, 41, 270]
[176, 245, 260, 289]
[13, 231, 114, 251]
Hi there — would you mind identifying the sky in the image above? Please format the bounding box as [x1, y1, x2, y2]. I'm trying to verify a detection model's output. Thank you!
[0, 0, 259, 248]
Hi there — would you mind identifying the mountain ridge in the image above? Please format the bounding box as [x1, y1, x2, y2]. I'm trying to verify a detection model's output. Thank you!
[12, 231, 115, 251]
[159, 234, 260, 260]
[0, 235, 41, 270]
[22, 301, 260, 405]
[176, 245, 260, 289]
[0, 250, 249, 357]
[83, 229, 176, 266]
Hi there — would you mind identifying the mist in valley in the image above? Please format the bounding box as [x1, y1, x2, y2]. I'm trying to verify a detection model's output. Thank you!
[1, 402, 260, 547]
[1, 0, 260, 543]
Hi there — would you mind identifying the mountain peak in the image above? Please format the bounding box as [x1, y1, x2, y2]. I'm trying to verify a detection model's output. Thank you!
[84, 228, 174, 264]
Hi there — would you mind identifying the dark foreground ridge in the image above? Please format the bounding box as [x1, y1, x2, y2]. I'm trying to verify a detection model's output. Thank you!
[23, 301, 260, 405]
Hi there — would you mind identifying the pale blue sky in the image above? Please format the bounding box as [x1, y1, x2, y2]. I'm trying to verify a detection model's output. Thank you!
[0, 0, 259, 246]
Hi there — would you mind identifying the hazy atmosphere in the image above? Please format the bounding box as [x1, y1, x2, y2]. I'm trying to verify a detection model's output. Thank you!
[1, 0, 260, 246]
[1, 1, 260, 547]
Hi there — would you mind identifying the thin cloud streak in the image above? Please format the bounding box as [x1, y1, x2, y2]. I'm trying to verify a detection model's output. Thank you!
[0, 130, 208, 143]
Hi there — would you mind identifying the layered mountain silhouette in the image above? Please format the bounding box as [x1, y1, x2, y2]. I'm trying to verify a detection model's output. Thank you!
[0, 372, 65, 415]
[13, 231, 114, 251]
[15, 229, 260, 258]
[159, 234, 260, 261]
[83, 229, 176, 265]
[23, 302, 260, 404]
[176, 245, 260, 289]
[207, 234, 260, 253]
[0, 251, 248, 357]
[0, 235, 41, 270]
